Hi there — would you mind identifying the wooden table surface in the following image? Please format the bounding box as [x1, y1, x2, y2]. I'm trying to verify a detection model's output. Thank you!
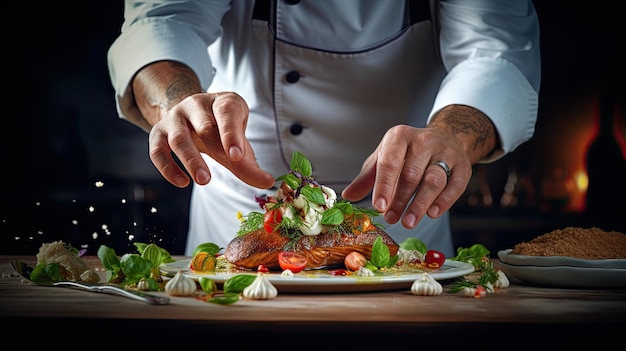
[2, 255, 625, 347]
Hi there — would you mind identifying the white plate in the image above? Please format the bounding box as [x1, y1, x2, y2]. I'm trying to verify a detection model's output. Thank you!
[499, 262, 626, 288]
[498, 249, 626, 269]
[160, 259, 474, 293]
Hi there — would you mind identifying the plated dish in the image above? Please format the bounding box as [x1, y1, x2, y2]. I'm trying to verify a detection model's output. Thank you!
[498, 249, 626, 269]
[160, 259, 474, 293]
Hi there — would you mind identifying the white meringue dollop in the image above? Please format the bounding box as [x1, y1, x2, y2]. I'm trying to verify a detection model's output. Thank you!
[411, 273, 443, 296]
[243, 272, 278, 300]
[165, 270, 198, 296]
[494, 270, 510, 289]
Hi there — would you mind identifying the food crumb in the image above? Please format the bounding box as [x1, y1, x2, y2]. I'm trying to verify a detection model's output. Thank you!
[511, 227, 626, 260]
[36, 241, 101, 283]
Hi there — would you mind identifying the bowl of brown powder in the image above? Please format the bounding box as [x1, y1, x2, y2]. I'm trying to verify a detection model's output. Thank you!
[497, 227, 626, 288]
[498, 227, 626, 268]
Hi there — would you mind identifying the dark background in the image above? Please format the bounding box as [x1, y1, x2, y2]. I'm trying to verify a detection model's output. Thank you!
[2, 1, 625, 256]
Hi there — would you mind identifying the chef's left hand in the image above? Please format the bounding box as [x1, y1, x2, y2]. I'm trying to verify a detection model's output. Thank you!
[341, 104, 497, 229]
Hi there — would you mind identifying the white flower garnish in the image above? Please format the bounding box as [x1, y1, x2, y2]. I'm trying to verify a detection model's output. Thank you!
[243, 272, 278, 300]
[411, 273, 443, 296]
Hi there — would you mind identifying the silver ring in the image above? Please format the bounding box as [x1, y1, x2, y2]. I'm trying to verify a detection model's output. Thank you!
[431, 161, 451, 180]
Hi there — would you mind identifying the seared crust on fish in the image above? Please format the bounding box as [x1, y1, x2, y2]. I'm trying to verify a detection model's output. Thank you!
[224, 228, 399, 270]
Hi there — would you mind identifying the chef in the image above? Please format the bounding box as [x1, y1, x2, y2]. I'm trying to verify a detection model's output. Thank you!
[107, 0, 541, 257]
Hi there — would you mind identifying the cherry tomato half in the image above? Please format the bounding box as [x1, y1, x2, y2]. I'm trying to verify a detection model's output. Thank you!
[277, 251, 308, 273]
[344, 251, 367, 271]
[263, 209, 282, 233]
[424, 249, 446, 268]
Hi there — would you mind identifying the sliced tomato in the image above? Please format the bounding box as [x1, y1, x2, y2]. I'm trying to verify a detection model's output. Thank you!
[277, 251, 308, 273]
[263, 209, 282, 233]
[424, 249, 446, 268]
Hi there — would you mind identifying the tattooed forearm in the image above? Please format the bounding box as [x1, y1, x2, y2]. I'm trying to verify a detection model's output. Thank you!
[429, 104, 498, 161]
[445, 107, 492, 150]
[163, 62, 202, 106]
[131, 61, 203, 130]
[165, 73, 199, 107]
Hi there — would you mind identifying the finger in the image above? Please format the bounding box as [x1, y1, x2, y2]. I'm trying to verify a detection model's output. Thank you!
[212, 92, 249, 161]
[425, 161, 470, 218]
[153, 95, 217, 186]
[178, 94, 273, 189]
[370, 126, 410, 215]
[195, 93, 275, 188]
[148, 126, 195, 188]
[225, 142, 276, 189]
[383, 151, 430, 225]
[400, 162, 449, 228]
[402, 160, 471, 228]
[167, 126, 214, 186]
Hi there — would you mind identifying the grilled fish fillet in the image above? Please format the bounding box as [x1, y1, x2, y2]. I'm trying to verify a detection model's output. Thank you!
[224, 228, 399, 270]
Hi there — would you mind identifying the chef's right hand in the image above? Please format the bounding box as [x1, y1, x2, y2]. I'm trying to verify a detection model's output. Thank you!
[130, 61, 275, 190]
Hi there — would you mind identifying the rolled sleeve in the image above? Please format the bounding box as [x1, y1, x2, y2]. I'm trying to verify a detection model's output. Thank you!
[429, 0, 541, 162]
[430, 57, 538, 162]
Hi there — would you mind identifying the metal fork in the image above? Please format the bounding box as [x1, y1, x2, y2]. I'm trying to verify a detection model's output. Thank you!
[53, 281, 170, 305]
[10, 260, 169, 305]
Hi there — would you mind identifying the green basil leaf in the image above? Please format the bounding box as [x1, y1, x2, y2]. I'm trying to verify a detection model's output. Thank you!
[321, 207, 344, 225]
[97, 245, 125, 283]
[97, 245, 121, 270]
[386, 254, 399, 268]
[283, 173, 301, 190]
[291, 151, 312, 177]
[223, 274, 256, 294]
[399, 237, 427, 254]
[141, 243, 164, 268]
[30, 263, 57, 284]
[332, 201, 353, 215]
[199, 277, 217, 294]
[133, 242, 148, 255]
[301, 186, 325, 205]
[369, 236, 391, 268]
[44, 263, 64, 282]
[208, 293, 241, 305]
[120, 253, 151, 283]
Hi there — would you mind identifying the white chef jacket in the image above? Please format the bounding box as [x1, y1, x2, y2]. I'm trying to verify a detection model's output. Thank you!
[108, 0, 541, 257]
